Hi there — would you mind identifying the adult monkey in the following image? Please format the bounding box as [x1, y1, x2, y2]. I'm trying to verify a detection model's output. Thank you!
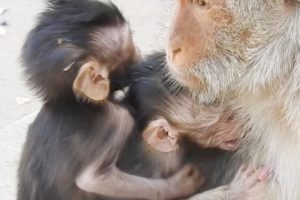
[167, 0, 300, 200]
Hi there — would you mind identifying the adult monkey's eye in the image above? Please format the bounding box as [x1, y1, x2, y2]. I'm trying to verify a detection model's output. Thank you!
[284, 0, 300, 8]
[189, 0, 207, 6]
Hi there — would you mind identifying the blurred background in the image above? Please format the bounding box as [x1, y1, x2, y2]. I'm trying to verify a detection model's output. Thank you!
[0, 0, 175, 199]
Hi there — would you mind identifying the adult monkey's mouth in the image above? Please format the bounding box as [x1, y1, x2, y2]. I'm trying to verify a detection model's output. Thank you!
[167, 62, 205, 90]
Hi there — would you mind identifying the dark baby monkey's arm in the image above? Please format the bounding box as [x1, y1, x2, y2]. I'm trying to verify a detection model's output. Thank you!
[76, 104, 203, 200]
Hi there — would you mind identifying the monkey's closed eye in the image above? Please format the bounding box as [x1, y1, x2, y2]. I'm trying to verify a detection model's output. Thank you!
[285, 0, 300, 7]
[189, 0, 207, 6]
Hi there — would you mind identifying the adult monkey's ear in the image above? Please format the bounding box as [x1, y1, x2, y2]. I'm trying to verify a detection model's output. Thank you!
[73, 58, 110, 103]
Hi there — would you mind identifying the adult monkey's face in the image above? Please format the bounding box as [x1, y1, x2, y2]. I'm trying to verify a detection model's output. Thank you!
[167, 0, 299, 102]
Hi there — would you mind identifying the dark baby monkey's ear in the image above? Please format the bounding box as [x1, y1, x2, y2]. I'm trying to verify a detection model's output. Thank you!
[143, 118, 179, 153]
[73, 58, 110, 102]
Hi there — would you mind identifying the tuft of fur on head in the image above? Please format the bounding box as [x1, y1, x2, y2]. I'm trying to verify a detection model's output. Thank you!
[45, 0, 125, 25]
[21, 0, 126, 103]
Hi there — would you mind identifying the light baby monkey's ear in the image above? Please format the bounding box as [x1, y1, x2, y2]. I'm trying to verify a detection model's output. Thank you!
[73, 58, 110, 103]
[142, 118, 179, 153]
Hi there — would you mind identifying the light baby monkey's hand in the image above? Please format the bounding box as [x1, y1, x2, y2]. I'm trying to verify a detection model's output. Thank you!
[188, 164, 271, 200]
[228, 165, 272, 200]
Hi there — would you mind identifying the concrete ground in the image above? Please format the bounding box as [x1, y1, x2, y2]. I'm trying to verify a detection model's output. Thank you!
[0, 0, 175, 199]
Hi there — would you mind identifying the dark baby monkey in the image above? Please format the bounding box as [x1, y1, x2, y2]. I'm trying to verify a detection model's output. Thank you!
[18, 0, 203, 200]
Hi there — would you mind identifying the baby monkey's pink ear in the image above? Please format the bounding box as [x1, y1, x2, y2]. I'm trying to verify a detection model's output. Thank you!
[73, 57, 110, 103]
[142, 118, 179, 153]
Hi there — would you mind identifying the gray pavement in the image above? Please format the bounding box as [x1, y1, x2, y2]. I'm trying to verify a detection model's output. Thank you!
[0, 0, 175, 199]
